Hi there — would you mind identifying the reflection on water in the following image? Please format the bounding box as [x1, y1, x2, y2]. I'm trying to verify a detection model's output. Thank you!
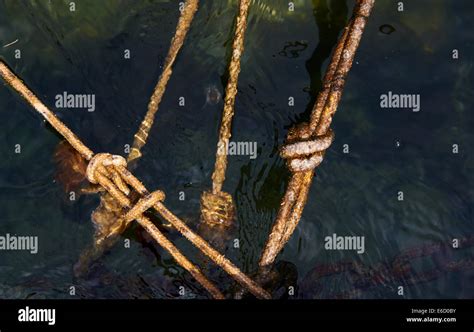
[0, 0, 473, 299]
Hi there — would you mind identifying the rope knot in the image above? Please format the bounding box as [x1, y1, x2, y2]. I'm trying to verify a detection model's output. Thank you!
[86, 153, 166, 243]
[121, 191, 166, 224]
[200, 190, 235, 227]
[280, 123, 334, 173]
[86, 153, 126, 183]
[86, 153, 129, 195]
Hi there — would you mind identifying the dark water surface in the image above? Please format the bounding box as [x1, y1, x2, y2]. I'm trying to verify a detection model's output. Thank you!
[0, 0, 472, 299]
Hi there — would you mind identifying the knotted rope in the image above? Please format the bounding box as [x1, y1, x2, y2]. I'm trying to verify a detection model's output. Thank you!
[85, 153, 165, 239]
[200, 0, 250, 227]
[200, 190, 235, 227]
[74, 151, 223, 298]
[0, 60, 270, 299]
[259, 0, 375, 267]
[280, 124, 335, 173]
